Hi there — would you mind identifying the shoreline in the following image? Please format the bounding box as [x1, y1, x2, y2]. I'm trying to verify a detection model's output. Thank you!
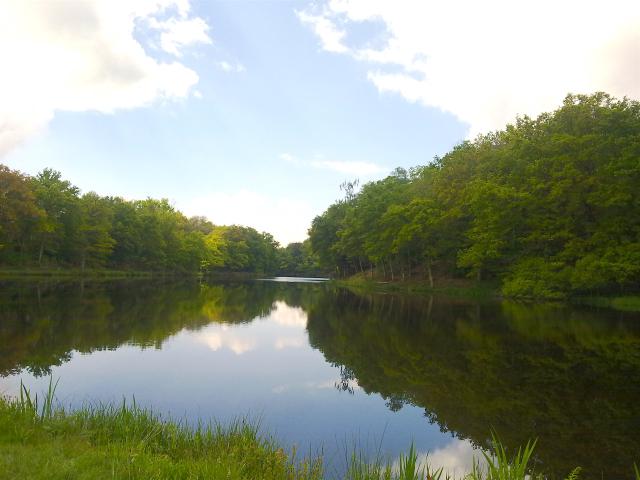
[2, 270, 638, 312]
[332, 277, 640, 312]
[0, 392, 597, 480]
[0, 268, 270, 281]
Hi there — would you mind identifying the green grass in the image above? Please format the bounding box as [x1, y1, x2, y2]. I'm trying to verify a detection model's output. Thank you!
[0, 380, 322, 480]
[336, 276, 640, 312]
[333, 277, 500, 301]
[575, 295, 640, 312]
[0, 267, 270, 281]
[0, 267, 157, 279]
[343, 433, 586, 480]
[1, 382, 637, 479]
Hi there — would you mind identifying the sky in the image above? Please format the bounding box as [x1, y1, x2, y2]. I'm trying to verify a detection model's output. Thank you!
[1, 0, 638, 245]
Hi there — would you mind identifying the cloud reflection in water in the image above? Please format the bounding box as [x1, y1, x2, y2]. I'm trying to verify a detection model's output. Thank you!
[191, 300, 309, 355]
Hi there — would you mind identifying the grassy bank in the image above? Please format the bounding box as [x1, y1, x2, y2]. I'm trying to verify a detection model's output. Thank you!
[0, 267, 279, 281]
[334, 277, 640, 312]
[0, 385, 322, 480]
[0, 267, 157, 279]
[4, 383, 636, 480]
[575, 295, 640, 312]
[333, 276, 501, 301]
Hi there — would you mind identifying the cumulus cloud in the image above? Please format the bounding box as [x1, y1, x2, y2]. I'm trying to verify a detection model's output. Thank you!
[297, 9, 348, 53]
[0, 1, 211, 156]
[181, 189, 314, 245]
[299, 0, 640, 137]
[149, 16, 212, 57]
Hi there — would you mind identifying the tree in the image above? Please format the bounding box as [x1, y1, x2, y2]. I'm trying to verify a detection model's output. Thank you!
[78, 192, 115, 269]
[30, 169, 81, 265]
[0, 165, 43, 262]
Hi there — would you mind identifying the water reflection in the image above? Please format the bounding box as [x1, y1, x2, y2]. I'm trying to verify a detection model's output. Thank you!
[391, 440, 479, 478]
[270, 300, 308, 327]
[194, 327, 257, 355]
[0, 279, 638, 479]
[189, 299, 309, 355]
[305, 289, 640, 479]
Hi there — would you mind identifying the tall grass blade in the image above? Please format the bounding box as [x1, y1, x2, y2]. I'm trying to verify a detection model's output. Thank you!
[564, 466, 581, 480]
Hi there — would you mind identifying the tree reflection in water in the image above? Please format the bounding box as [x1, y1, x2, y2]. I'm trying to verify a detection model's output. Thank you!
[1, 279, 638, 479]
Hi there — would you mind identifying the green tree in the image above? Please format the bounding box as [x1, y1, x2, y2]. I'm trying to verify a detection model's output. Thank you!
[0, 165, 44, 263]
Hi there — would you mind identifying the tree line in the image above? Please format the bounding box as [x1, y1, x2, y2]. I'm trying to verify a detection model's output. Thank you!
[308, 93, 640, 298]
[0, 166, 319, 275]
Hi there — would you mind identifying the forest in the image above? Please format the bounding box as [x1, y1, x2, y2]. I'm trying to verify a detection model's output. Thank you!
[308, 93, 640, 298]
[0, 166, 317, 275]
[2, 93, 639, 298]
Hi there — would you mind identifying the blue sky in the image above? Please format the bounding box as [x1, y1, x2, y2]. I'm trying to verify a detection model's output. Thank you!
[1, 0, 638, 244]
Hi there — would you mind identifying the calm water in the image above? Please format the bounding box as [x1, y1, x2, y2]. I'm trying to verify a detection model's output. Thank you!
[0, 278, 639, 478]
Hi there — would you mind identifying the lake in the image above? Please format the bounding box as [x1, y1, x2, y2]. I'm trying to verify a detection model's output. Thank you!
[0, 277, 638, 479]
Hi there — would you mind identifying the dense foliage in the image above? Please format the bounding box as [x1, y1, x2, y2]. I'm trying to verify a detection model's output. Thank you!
[0, 167, 319, 274]
[308, 93, 640, 298]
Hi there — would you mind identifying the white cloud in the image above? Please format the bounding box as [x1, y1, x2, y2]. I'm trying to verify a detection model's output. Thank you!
[392, 440, 478, 478]
[299, 0, 640, 137]
[217, 61, 246, 73]
[181, 189, 314, 245]
[149, 16, 212, 57]
[311, 159, 385, 175]
[279, 152, 301, 165]
[270, 301, 308, 328]
[281, 152, 386, 176]
[193, 327, 257, 355]
[297, 9, 348, 53]
[0, 1, 211, 156]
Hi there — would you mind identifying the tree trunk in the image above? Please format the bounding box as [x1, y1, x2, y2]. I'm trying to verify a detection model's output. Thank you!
[38, 240, 44, 266]
[389, 259, 394, 281]
[427, 259, 434, 288]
